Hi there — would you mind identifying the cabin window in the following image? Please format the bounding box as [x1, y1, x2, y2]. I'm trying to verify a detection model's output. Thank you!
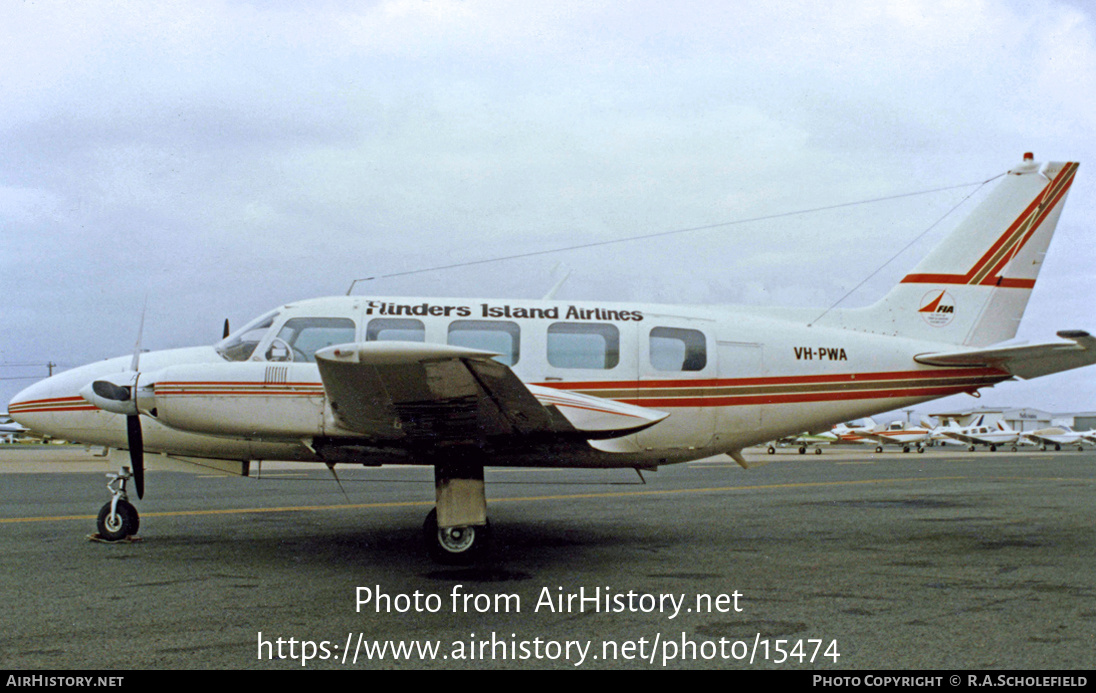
[547, 322, 619, 369]
[366, 318, 426, 342]
[649, 327, 707, 372]
[447, 320, 520, 366]
[268, 317, 356, 362]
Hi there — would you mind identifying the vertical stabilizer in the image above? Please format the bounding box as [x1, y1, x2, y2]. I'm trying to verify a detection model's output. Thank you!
[831, 155, 1079, 346]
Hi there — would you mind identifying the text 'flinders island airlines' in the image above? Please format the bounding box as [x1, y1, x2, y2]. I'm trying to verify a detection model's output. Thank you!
[10, 153, 1094, 561]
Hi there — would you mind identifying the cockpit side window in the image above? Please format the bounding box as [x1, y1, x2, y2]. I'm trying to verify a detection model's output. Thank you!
[268, 317, 357, 362]
[215, 310, 279, 362]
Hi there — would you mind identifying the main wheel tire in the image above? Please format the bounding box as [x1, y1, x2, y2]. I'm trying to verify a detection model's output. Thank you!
[423, 508, 489, 564]
[96, 500, 139, 541]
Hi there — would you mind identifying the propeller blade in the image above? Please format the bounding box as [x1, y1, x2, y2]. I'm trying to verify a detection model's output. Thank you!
[127, 414, 145, 500]
[223, 318, 231, 339]
[131, 304, 147, 372]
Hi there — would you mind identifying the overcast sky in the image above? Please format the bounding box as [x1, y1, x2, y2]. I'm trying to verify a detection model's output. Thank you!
[3, 0, 1096, 420]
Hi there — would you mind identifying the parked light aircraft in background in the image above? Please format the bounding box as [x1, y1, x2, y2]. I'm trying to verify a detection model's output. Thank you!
[764, 430, 839, 455]
[828, 418, 879, 445]
[939, 414, 1022, 451]
[764, 417, 919, 455]
[0, 414, 28, 444]
[1023, 426, 1085, 451]
[858, 421, 935, 453]
[9, 155, 1095, 561]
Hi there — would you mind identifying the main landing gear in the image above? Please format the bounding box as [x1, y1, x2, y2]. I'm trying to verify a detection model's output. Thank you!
[96, 466, 140, 541]
[424, 462, 490, 563]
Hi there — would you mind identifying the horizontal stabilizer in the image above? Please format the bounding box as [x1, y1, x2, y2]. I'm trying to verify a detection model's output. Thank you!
[914, 330, 1096, 379]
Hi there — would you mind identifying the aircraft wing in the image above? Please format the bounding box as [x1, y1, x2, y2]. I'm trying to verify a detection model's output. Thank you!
[314, 342, 666, 445]
[1022, 429, 1078, 445]
[1022, 432, 1064, 446]
[941, 431, 986, 445]
[857, 432, 901, 444]
[913, 331, 1096, 379]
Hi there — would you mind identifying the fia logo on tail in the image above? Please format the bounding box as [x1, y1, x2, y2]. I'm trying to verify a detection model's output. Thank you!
[919, 290, 955, 327]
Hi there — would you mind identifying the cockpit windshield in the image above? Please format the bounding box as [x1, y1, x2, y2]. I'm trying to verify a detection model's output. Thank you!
[215, 310, 279, 362]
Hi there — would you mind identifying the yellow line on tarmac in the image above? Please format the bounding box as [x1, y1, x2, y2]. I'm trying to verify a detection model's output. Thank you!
[486, 476, 967, 503]
[0, 476, 968, 525]
[0, 499, 436, 523]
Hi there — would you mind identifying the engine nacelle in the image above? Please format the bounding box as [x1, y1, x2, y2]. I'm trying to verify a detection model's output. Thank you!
[145, 362, 326, 440]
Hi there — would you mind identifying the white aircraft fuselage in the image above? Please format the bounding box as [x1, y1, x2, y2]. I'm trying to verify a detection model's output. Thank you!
[9, 155, 1094, 560]
[10, 296, 1012, 468]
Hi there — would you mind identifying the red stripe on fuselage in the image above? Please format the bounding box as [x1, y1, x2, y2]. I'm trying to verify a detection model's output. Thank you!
[535, 367, 1005, 391]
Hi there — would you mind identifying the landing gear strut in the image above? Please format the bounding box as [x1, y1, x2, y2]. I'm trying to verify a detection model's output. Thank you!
[96, 466, 140, 541]
[425, 462, 490, 563]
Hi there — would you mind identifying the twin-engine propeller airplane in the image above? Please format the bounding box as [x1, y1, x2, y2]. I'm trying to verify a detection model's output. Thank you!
[9, 154, 1096, 562]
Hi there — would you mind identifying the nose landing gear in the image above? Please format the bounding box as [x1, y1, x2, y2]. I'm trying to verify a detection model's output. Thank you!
[95, 467, 141, 541]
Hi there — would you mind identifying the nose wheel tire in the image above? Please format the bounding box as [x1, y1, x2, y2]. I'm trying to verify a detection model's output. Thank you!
[96, 500, 140, 541]
[423, 508, 489, 564]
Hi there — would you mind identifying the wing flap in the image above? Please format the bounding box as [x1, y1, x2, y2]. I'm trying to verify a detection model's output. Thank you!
[914, 330, 1096, 379]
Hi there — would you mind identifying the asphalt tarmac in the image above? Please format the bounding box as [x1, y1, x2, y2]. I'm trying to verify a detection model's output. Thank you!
[1, 444, 1093, 670]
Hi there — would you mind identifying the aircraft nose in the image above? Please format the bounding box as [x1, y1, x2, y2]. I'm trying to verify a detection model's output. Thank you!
[8, 377, 56, 429]
[7, 372, 95, 436]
